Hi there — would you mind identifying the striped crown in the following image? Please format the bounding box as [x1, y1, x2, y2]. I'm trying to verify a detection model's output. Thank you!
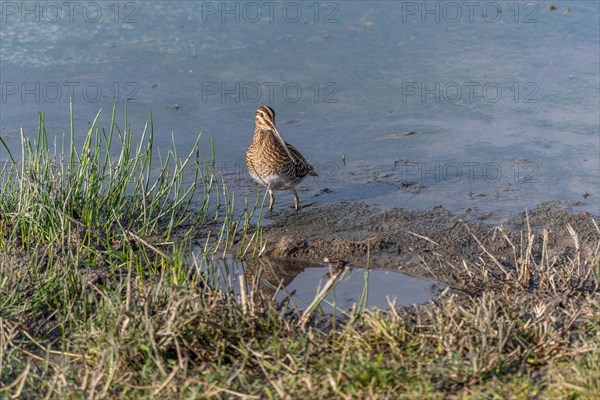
[255, 105, 276, 129]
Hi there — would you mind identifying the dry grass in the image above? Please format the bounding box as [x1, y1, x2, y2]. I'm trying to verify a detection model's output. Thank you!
[1, 205, 597, 399]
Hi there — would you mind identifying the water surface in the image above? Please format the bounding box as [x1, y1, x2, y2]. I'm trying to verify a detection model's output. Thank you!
[200, 256, 439, 312]
[1, 1, 598, 219]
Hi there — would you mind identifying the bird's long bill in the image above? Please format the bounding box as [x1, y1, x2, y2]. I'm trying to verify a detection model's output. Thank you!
[272, 126, 297, 163]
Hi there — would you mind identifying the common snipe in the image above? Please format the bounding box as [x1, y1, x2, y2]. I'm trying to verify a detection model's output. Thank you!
[246, 105, 317, 211]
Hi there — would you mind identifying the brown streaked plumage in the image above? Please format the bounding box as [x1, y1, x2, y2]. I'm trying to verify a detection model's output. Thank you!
[246, 105, 317, 211]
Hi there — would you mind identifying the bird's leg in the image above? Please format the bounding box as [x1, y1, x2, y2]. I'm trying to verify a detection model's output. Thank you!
[293, 190, 299, 211]
[269, 189, 275, 211]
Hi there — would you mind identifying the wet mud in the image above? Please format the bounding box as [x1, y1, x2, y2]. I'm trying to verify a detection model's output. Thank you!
[254, 201, 599, 288]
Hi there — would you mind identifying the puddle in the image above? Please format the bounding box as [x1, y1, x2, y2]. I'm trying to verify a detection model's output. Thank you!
[277, 265, 439, 312]
[197, 255, 440, 312]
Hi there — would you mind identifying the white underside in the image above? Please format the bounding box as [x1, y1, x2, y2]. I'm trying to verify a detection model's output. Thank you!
[250, 172, 297, 190]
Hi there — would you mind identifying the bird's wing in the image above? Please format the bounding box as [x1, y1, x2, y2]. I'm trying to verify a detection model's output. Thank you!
[286, 143, 318, 176]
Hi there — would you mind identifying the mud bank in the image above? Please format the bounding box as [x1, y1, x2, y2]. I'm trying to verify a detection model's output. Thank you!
[257, 201, 599, 288]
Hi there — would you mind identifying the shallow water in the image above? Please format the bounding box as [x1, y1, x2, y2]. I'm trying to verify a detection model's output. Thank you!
[199, 256, 439, 312]
[1, 1, 598, 219]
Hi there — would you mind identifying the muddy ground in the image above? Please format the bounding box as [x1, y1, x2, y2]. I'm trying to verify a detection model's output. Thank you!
[250, 201, 599, 289]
